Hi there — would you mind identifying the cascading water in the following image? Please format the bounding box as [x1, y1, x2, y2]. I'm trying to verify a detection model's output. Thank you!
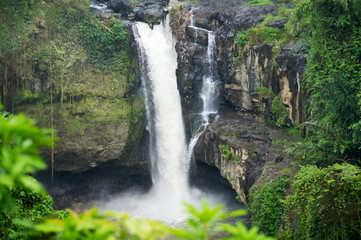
[101, 11, 229, 224]
[102, 16, 196, 223]
[135, 17, 190, 199]
[186, 20, 220, 162]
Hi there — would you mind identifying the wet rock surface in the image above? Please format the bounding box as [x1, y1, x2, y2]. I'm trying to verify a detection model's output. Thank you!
[194, 107, 295, 203]
[169, 3, 306, 203]
[170, 5, 307, 125]
[95, 0, 170, 25]
[28, 18, 151, 207]
[36, 160, 152, 209]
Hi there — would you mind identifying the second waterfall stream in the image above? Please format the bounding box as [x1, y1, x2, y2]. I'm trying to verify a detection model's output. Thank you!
[101, 16, 228, 223]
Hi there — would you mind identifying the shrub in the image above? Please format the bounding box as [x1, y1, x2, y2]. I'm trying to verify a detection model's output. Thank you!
[36, 200, 275, 240]
[284, 164, 361, 240]
[257, 86, 275, 110]
[80, 18, 130, 74]
[221, 144, 233, 160]
[285, 0, 361, 165]
[0, 103, 61, 239]
[247, 27, 282, 44]
[270, 96, 289, 128]
[221, 145, 242, 164]
[235, 32, 248, 62]
[247, 0, 274, 6]
[249, 177, 292, 237]
[0, 188, 67, 239]
[256, 87, 290, 128]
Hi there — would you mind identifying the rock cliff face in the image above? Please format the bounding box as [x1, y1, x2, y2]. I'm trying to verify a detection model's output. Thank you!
[5, 0, 308, 207]
[194, 111, 295, 203]
[170, 3, 307, 203]
[99, 0, 170, 26]
[14, 20, 147, 174]
[5, 4, 152, 208]
[170, 6, 307, 126]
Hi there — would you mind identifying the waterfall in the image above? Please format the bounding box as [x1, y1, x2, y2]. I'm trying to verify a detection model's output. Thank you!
[134, 17, 189, 199]
[101, 13, 227, 224]
[186, 29, 220, 162]
[101, 16, 195, 222]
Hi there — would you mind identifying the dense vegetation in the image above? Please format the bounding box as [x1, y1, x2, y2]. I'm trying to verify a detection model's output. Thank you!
[0, 0, 142, 132]
[283, 164, 361, 240]
[249, 177, 291, 237]
[0, 104, 272, 240]
[289, 0, 361, 167]
[0, 0, 145, 177]
[1, 0, 361, 239]
[243, 0, 361, 238]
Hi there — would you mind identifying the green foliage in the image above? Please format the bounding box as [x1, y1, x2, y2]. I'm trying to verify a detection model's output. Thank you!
[257, 86, 274, 97]
[235, 32, 248, 62]
[257, 86, 275, 108]
[247, 27, 282, 45]
[1, 0, 134, 111]
[247, 0, 274, 6]
[0, 188, 67, 239]
[249, 177, 292, 237]
[286, 0, 361, 165]
[224, 131, 238, 139]
[256, 87, 289, 128]
[0, 0, 42, 54]
[0, 103, 66, 239]
[284, 164, 361, 240]
[235, 26, 284, 62]
[221, 145, 242, 164]
[234, 5, 295, 64]
[221, 144, 233, 160]
[277, 7, 293, 18]
[270, 97, 289, 128]
[45, 0, 89, 35]
[80, 18, 130, 74]
[36, 200, 274, 240]
[0, 106, 51, 210]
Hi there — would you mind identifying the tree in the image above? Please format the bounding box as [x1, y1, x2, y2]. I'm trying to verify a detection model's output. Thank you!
[288, 0, 361, 166]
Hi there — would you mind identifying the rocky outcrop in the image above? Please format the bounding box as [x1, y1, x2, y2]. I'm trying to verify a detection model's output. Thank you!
[223, 44, 278, 111]
[14, 20, 147, 174]
[232, 5, 277, 31]
[275, 41, 308, 124]
[171, 3, 307, 203]
[195, 110, 295, 204]
[0, 1, 152, 209]
[101, 0, 170, 25]
[171, 5, 307, 126]
[170, 8, 214, 138]
[223, 42, 308, 125]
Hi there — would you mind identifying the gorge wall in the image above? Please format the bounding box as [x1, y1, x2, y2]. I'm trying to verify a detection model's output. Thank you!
[1, 1, 152, 208]
[169, 2, 307, 203]
[1, 0, 308, 208]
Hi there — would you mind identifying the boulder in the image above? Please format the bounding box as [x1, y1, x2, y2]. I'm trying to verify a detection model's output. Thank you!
[109, 0, 133, 15]
[108, 0, 169, 25]
[233, 5, 277, 31]
[133, 4, 165, 25]
[266, 19, 288, 29]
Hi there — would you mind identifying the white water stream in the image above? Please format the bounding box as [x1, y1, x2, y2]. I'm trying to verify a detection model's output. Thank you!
[186, 18, 220, 163]
[101, 14, 227, 223]
[136, 17, 190, 199]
